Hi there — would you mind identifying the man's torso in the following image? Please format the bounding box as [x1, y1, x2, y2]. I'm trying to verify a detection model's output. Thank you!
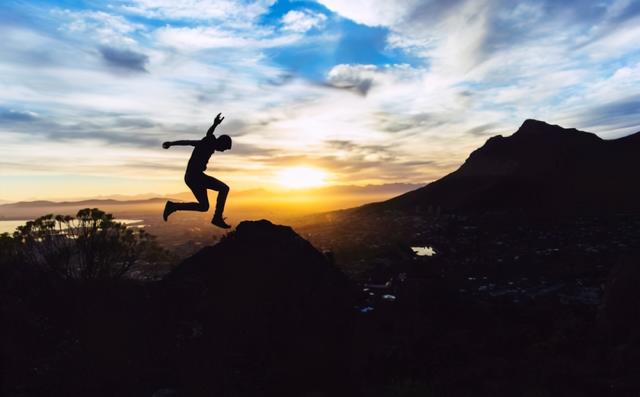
[187, 136, 216, 173]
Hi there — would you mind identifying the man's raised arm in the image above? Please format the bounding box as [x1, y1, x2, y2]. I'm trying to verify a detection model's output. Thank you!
[206, 113, 225, 137]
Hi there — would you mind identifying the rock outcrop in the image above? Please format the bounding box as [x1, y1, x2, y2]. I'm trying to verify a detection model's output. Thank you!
[162, 220, 354, 396]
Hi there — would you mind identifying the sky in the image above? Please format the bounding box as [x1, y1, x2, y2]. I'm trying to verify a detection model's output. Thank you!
[1, 0, 640, 202]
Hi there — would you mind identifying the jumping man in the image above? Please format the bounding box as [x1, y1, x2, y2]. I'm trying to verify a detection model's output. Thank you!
[162, 113, 233, 229]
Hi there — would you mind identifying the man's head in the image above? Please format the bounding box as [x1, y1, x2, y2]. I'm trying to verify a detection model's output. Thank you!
[216, 135, 232, 151]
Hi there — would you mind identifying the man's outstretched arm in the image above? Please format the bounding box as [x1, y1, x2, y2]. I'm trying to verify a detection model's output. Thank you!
[206, 113, 224, 137]
[162, 140, 199, 149]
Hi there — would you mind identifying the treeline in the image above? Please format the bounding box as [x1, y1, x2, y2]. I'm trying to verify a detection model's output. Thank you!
[1, 208, 172, 280]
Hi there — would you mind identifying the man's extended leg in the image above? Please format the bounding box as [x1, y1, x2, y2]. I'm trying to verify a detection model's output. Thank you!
[203, 175, 231, 228]
[163, 176, 210, 221]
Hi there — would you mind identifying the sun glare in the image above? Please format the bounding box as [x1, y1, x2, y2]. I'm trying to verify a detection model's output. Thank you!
[277, 167, 327, 189]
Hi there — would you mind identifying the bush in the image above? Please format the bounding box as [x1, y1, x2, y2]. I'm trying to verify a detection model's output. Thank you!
[9, 208, 159, 280]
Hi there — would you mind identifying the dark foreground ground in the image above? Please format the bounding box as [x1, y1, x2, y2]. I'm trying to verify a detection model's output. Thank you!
[2, 215, 640, 397]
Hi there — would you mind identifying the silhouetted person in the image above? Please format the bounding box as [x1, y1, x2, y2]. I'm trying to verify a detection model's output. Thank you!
[162, 113, 232, 229]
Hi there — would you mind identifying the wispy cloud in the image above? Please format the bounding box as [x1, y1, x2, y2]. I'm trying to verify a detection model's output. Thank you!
[154, 25, 301, 51]
[120, 0, 276, 22]
[58, 9, 144, 47]
[281, 10, 327, 33]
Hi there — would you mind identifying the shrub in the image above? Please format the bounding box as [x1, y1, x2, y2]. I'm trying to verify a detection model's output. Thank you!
[10, 208, 159, 280]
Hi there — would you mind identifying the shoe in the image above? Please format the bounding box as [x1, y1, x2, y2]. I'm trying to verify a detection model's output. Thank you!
[163, 201, 174, 221]
[211, 216, 231, 229]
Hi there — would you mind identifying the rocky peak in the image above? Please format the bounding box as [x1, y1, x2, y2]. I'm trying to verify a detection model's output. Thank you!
[515, 119, 567, 135]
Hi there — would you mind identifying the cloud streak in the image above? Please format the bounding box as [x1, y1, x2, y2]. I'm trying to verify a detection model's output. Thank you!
[99, 46, 149, 72]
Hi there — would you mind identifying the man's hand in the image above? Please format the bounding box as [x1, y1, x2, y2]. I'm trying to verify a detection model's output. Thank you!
[162, 141, 171, 149]
[206, 113, 224, 137]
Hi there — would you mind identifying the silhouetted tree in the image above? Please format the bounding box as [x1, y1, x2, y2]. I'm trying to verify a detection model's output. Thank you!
[10, 208, 159, 280]
[0, 232, 18, 265]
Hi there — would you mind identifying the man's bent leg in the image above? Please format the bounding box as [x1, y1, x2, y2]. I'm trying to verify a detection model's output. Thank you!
[172, 176, 210, 212]
[203, 175, 231, 228]
[214, 184, 229, 218]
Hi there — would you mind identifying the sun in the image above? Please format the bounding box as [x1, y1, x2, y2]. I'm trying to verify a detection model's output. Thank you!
[277, 167, 327, 189]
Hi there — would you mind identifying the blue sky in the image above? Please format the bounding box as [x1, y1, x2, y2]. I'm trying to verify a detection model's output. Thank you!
[1, 0, 640, 201]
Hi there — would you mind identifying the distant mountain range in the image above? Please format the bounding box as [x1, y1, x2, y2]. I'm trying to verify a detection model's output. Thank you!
[362, 119, 640, 214]
[0, 183, 423, 220]
[0, 197, 169, 221]
[0, 198, 167, 209]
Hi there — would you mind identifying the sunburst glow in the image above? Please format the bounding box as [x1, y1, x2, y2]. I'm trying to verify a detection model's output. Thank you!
[277, 167, 327, 189]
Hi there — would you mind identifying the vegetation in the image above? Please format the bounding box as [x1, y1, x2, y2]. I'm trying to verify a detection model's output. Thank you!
[2, 208, 164, 280]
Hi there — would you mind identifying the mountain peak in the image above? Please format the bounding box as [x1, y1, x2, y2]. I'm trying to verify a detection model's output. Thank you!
[515, 119, 565, 135]
[234, 219, 298, 240]
[513, 119, 602, 142]
[165, 219, 340, 284]
[373, 118, 639, 214]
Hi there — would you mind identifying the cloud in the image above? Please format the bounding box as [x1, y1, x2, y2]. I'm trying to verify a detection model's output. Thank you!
[55, 9, 154, 74]
[281, 10, 327, 33]
[324, 139, 395, 161]
[0, 112, 163, 148]
[99, 46, 149, 72]
[316, 0, 418, 27]
[568, 96, 640, 133]
[327, 64, 376, 95]
[465, 123, 502, 137]
[120, 0, 276, 22]
[327, 63, 426, 99]
[58, 9, 143, 47]
[36, 124, 161, 148]
[154, 25, 300, 51]
[0, 109, 39, 122]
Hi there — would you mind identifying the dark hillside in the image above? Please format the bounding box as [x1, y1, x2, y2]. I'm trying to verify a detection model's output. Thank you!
[365, 119, 640, 214]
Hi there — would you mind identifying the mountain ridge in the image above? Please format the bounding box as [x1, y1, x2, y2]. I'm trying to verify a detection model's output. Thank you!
[359, 119, 640, 214]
